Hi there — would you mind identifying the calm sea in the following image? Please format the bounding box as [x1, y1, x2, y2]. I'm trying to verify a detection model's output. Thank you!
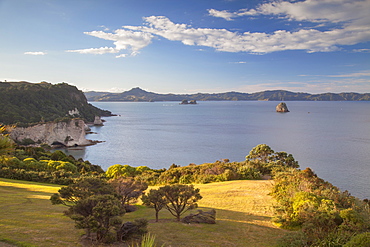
[63, 101, 370, 199]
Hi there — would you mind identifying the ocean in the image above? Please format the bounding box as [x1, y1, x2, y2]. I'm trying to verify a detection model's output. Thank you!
[63, 101, 370, 199]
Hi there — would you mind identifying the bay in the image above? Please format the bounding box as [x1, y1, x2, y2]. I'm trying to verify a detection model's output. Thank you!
[64, 101, 370, 199]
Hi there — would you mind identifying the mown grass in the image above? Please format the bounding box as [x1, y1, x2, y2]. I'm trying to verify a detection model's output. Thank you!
[0, 178, 287, 247]
[0, 178, 82, 247]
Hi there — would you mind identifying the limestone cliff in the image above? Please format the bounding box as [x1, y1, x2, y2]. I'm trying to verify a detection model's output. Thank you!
[9, 119, 94, 147]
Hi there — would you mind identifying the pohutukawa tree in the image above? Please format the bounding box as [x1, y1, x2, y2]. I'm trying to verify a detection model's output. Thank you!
[141, 189, 167, 222]
[109, 177, 148, 211]
[159, 184, 202, 221]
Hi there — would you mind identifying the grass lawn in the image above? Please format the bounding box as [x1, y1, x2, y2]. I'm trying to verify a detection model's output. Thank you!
[126, 180, 287, 247]
[0, 178, 82, 247]
[0, 178, 287, 247]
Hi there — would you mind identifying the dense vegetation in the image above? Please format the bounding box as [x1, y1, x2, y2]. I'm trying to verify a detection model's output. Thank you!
[0, 81, 112, 125]
[85, 87, 370, 102]
[1, 126, 369, 245]
[0, 126, 104, 184]
[272, 167, 370, 246]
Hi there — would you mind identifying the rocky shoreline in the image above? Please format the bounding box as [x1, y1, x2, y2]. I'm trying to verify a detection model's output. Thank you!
[9, 117, 104, 148]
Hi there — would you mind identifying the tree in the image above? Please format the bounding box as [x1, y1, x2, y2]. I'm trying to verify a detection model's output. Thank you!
[142, 189, 166, 222]
[246, 144, 274, 163]
[50, 176, 116, 206]
[50, 177, 125, 243]
[109, 177, 148, 211]
[66, 194, 125, 242]
[271, 151, 299, 168]
[0, 125, 15, 156]
[159, 184, 202, 221]
[246, 144, 299, 175]
[106, 164, 136, 179]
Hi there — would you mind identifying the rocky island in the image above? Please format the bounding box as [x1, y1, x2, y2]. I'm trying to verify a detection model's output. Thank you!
[180, 99, 197, 105]
[276, 102, 290, 112]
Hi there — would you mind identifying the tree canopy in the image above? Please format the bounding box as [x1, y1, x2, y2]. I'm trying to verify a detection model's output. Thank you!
[0, 82, 112, 125]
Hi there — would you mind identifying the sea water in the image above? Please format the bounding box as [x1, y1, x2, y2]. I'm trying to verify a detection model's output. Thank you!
[63, 101, 370, 199]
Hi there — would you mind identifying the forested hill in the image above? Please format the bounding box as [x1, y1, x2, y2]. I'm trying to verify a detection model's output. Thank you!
[85, 87, 370, 102]
[0, 81, 112, 125]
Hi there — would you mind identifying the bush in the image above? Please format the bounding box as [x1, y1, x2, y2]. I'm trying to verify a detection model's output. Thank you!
[344, 232, 370, 247]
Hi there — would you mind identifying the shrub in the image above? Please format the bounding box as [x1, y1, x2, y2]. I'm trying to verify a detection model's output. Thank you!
[343, 232, 370, 247]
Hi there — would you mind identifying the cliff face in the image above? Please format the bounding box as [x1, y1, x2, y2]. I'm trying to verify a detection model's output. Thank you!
[10, 119, 94, 147]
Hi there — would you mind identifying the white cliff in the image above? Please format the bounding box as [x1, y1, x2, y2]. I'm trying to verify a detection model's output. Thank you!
[10, 119, 94, 147]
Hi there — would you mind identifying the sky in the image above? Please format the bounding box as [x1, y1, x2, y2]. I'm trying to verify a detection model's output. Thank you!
[1, 0, 370, 94]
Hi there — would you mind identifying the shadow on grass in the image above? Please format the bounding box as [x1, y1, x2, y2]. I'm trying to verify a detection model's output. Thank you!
[124, 205, 287, 247]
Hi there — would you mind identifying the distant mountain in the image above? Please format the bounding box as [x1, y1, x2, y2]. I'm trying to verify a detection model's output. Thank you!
[0, 81, 112, 125]
[85, 87, 370, 102]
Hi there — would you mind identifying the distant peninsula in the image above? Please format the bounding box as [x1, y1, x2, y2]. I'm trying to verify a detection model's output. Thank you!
[85, 87, 370, 102]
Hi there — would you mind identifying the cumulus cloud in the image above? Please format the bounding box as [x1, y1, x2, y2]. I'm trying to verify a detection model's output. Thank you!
[208, 9, 238, 21]
[69, 0, 370, 57]
[67, 29, 154, 57]
[206, 0, 370, 53]
[124, 15, 368, 53]
[24, 51, 46, 55]
[208, 0, 370, 24]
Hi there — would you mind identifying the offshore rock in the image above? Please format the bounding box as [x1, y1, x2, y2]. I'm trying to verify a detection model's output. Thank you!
[180, 99, 197, 105]
[276, 102, 290, 112]
[9, 118, 94, 147]
[181, 209, 216, 224]
[93, 116, 104, 126]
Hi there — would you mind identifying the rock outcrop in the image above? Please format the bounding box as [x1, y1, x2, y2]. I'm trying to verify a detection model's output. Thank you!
[276, 102, 290, 112]
[93, 116, 104, 126]
[9, 119, 94, 147]
[181, 209, 216, 224]
[180, 99, 197, 105]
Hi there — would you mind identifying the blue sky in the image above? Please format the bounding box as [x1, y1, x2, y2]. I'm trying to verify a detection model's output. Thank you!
[1, 0, 370, 94]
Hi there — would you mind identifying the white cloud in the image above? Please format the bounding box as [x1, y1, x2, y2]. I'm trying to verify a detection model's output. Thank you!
[209, 0, 370, 25]
[24, 51, 46, 55]
[67, 29, 154, 57]
[66, 46, 118, 55]
[124, 15, 369, 53]
[69, 0, 370, 57]
[353, 48, 370, 53]
[208, 9, 238, 21]
[206, 0, 370, 53]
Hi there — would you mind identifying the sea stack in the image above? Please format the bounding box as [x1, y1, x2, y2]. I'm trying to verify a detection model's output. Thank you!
[276, 102, 289, 112]
[93, 116, 104, 126]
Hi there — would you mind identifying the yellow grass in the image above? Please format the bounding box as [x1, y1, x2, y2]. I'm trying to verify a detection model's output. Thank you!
[125, 180, 287, 247]
[0, 178, 287, 247]
[0, 178, 82, 247]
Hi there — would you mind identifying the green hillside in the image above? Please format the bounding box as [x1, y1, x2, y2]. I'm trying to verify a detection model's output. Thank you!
[85, 87, 370, 102]
[0, 81, 112, 125]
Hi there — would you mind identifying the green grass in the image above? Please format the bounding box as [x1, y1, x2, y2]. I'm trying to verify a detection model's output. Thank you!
[0, 178, 82, 247]
[0, 178, 287, 247]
